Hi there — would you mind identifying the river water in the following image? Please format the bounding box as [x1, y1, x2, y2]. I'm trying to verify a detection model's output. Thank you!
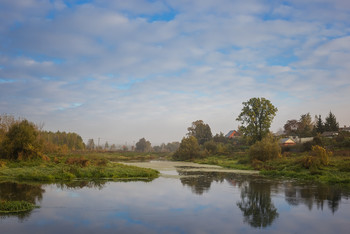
[1, 161, 350, 234]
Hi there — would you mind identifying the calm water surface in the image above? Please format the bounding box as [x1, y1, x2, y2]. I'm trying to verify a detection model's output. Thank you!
[1, 161, 350, 234]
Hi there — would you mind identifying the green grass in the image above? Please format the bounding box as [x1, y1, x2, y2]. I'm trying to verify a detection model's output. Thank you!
[0, 154, 159, 182]
[189, 152, 350, 184]
[0, 200, 38, 213]
[193, 155, 253, 170]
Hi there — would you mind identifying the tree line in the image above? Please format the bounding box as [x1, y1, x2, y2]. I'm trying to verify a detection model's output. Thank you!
[173, 97, 348, 162]
[0, 114, 85, 160]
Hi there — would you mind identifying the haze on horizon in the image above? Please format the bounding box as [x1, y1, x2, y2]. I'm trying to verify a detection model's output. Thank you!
[0, 0, 349, 146]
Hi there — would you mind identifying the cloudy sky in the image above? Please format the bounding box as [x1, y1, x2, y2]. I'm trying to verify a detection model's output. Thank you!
[1, 0, 350, 146]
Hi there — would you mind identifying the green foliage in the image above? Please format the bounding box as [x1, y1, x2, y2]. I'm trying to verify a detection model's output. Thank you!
[0, 120, 43, 160]
[315, 115, 324, 134]
[297, 113, 314, 137]
[236, 97, 278, 144]
[40, 131, 85, 152]
[0, 200, 37, 213]
[324, 111, 339, 132]
[0, 155, 159, 182]
[301, 155, 321, 170]
[135, 138, 152, 152]
[204, 141, 217, 154]
[310, 145, 332, 166]
[173, 136, 200, 160]
[187, 120, 212, 145]
[248, 134, 281, 162]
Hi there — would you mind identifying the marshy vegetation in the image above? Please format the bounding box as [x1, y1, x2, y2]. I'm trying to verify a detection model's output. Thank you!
[0, 200, 37, 214]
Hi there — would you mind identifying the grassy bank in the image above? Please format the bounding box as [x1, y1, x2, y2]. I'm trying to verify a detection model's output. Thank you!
[193, 155, 253, 170]
[191, 151, 350, 184]
[258, 154, 350, 184]
[0, 153, 159, 182]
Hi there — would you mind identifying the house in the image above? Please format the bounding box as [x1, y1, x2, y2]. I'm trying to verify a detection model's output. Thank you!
[340, 125, 350, 132]
[225, 130, 240, 138]
[279, 138, 296, 146]
[321, 131, 339, 138]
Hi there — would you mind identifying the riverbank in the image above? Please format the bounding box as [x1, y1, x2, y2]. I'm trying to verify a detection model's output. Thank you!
[192, 153, 350, 185]
[0, 153, 159, 182]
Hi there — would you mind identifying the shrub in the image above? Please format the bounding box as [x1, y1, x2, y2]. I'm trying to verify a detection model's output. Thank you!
[173, 136, 200, 160]
[65, 157, 90, 167]
[0, 120, 43, 160]
[204, 141, 217, 154]
[301, 155, 321, 169]
[248, 134, 281, 162]
[311, 145, 332, 166]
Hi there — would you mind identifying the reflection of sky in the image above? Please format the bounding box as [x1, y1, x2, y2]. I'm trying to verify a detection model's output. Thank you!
[1, 176, 350, 234]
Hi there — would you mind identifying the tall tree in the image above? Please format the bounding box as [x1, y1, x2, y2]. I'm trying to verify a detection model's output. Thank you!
[236, 97, 278, 144]
[283, 119, 299, 135]
[298, 113, 314, 137]
[86, 139, 95, 150]
[324, 111, 339, 132]
[315, 115, 324, 134]
[173, 136, 200, 160]
[187, 120, 212, 145]
[135, 138, 152, 152]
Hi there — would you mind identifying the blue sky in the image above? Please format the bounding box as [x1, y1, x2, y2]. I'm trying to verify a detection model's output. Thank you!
[1, 0, 350, 145]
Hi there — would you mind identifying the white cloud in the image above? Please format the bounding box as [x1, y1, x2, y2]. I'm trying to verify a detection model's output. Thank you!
[0, 0, 349, 144]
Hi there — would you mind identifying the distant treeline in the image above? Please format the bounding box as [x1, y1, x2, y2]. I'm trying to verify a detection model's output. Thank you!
[40, 131, 85, 152]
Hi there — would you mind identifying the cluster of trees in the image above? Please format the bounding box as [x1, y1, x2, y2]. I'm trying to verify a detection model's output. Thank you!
[315, 112, 339, 134]
[85, 139, 117, 151]
[41, 131, 85, 153]
[284, 111, 339, 137]
[174, 97, 280, 161]
[0, 114, 86, 160]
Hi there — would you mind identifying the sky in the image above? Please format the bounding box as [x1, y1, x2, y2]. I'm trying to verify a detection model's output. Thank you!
[1, 0, 350, 146]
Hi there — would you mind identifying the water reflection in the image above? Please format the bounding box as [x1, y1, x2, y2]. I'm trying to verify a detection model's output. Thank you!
[236, 180, 279, 228]
[176, 168, 350, 229]
[177, 170, 226, 195]
[1, 169, 350, 233]
[0, 182, 45, 221]
[284, 183, 348, 213]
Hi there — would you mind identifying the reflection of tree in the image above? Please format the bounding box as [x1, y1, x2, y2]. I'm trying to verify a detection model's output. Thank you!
[0, 182, 45, 221]
[284, 183, 344, 213]
[237, 181, 279, 228]
[178, 170, 225, 195]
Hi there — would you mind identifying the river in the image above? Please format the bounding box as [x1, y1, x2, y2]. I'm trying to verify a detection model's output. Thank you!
[1, 161, 350, 233]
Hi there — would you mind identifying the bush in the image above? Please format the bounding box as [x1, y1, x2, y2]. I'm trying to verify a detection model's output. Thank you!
[204, 141, 217, 154]
[311, 145, 332, 166]
[65, 157, 90, 167]
[173, 136, 200, 160]
[249, 134, 281, 162]
[0, 120, 43, 160]
[301, 155, 321, 169]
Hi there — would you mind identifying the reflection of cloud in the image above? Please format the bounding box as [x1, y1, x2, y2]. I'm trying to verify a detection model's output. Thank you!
[0, 0, 350, 144]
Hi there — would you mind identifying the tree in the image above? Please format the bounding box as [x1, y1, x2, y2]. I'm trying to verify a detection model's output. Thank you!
[298, 113, 314, 137]
[283, 119, 299, 135]
[236, 97, 278, 144]
[1, 120, 43, 160]
[173, 136, 200, 160]
[135, 138, 152, 152]
[187, 120, 212, 145]
[315, 115, 324, 134]
[86, 139, 95, 150]
[104, 141, 109, 150]
[324, 111, 339, 132]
